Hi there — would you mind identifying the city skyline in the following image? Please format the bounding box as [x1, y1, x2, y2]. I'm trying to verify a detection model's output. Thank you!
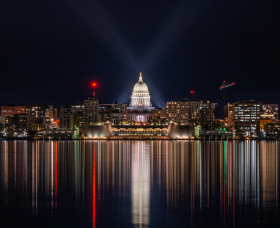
[1, 1, 280, 228]
[1, 70, 279, 139]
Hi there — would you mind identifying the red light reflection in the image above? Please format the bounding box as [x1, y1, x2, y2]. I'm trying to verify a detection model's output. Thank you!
[93, 144, 96, 228]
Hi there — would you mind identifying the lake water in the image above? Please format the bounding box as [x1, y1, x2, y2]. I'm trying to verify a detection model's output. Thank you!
[0, 140, 280, 228]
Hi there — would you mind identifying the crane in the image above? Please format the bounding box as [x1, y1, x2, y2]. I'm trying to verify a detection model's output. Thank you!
[220, 81, 235, 118]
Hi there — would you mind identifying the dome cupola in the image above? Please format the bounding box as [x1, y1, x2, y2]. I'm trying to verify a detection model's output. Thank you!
[129, 72, 154, 109]
[132, 72, 149, 95]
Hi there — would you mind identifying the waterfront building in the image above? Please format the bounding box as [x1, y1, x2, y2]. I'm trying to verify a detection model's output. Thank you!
[1, 103, 55, 125]
[264, 121, 280, 138]
[5, 114, 28, 137]
[59, 113, 74, 130]
[165, 99, 217, 123]
[224, 103, 235, 127]
[5, 115, 47, 136]
[152, 108, 166, 121]
[260, 119, 274, 132]
[202, 129, 233, 139]
[59, 103, 84, 130]
[84, 96, 100, 126]
[232, 100, 260, 137]
[1, 103, 26, 117]
[127, 73, 155, 122]
[99, 101, 127, 125]
[165, 99, 200, 123]
[205, 119, 225, 130]
[199, 102, 218, 124]
[27, 117, 45, 131]
[25, 104, 54, 124]
[86, 122, 193, 139]
[38, 129, 75, 139]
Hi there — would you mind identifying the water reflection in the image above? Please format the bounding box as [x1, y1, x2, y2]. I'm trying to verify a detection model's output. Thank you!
[131, 142, 150, 227]
[0, 140, 279, 227]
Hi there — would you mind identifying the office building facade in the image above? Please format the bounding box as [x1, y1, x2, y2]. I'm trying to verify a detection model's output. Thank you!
[84, 96, 100, 126]
[99, 102, 127, 125]
[59, 104, 84, 130]
[232, 100, 260, 137]
[5, 114, 28, 137]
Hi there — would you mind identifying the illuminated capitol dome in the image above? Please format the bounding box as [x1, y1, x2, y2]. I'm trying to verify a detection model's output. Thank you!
[129, 72, 154, 111]
[128, 72, 155, 122]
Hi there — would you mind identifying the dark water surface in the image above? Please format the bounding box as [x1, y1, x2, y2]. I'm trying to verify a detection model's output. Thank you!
[0, 140, 280, 228]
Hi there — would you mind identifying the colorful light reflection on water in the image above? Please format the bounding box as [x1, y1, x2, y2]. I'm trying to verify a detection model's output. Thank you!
[0, 140, 280, 227]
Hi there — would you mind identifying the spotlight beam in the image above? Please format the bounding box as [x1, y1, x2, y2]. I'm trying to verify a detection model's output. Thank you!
[142, 0, 210, 70]
[64, 0, 136, 68]
[64, 0, 210, 73]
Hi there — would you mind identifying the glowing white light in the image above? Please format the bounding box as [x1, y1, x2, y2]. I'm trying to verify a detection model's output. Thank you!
[131, 142, 150, 227]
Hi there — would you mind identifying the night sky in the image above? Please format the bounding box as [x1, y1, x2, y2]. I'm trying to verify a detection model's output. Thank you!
[1, 0, 280, 116]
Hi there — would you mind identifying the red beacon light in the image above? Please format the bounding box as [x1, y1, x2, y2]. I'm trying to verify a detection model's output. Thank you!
[91, 82, 97, 96]
[190, 90, 195, 101]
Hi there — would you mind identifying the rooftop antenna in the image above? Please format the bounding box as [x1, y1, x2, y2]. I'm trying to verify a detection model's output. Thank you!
[92, 82, 96, 96]
[191, 91, 195, 101]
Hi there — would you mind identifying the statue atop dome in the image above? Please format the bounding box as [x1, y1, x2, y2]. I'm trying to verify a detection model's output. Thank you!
[139, 72, 143, 82]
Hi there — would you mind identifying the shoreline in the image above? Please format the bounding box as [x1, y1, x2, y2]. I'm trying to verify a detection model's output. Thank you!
[0, 138, 277, 141]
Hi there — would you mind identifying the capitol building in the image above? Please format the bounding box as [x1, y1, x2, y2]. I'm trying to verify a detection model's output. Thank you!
[127, 73, 155, 122]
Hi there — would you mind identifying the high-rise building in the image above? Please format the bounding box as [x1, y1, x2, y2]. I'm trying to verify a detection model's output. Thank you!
[99, 101, 127, 125]
[59, 113, 74, 130]
[232, 100, 260, 137]
[25, 104, 54, 124]
[1, 103, 56, 126]
[199, 102, 218, 124]
[59, 103, 84, 130]
[1, 103, 26, 117]
[224, 103, 235, 127]
[165, 99, 217, 123]
[84, 96, 100, 126]
[165, 99, 200, 123]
